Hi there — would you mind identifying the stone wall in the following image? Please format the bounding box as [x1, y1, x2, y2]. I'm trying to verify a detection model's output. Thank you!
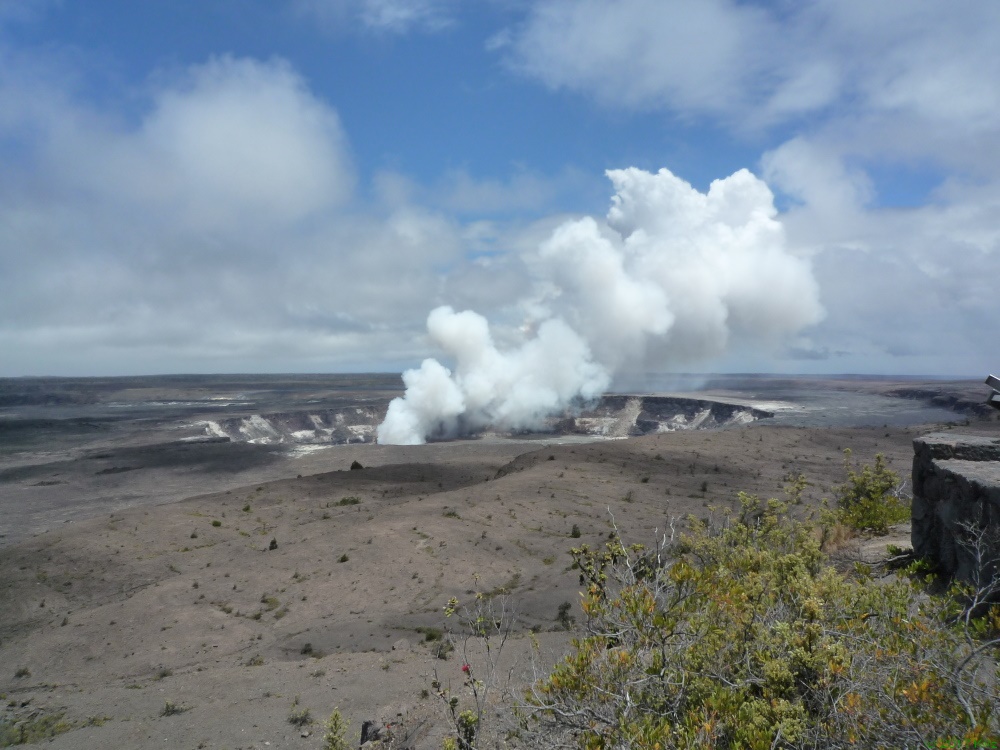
[911, 433, 1000, 586]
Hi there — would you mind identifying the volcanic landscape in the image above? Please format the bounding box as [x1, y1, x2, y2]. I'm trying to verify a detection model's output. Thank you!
[1, 374, 998, 748]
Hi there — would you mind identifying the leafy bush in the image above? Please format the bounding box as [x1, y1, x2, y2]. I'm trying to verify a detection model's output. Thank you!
[835, 450, 909, 534]
[522, 494, 999, 749]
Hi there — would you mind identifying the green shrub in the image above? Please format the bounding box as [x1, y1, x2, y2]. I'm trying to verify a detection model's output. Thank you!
[555, 601, 575, 630]
[836, 450, 909, 534]
[570, 524, 581, 539]
[161, 701, 188, 716]
[321, 708, 350, 750]
[336, 496, 360, 506]
[0, 711, 73, 745]
[523, 493, 999, 749]
[415, 626, 444, 641]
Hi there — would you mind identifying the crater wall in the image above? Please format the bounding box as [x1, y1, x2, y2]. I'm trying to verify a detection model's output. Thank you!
[195, 395, 773, 446]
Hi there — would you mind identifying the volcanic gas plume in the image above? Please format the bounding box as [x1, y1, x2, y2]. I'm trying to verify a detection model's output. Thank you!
[377, 167, 823, 445]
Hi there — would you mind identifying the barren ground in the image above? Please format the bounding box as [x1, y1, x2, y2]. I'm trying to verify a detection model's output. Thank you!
[2, 376, 999, 748]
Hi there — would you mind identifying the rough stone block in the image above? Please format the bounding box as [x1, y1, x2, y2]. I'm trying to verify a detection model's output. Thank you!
[912, 433, 1000, 587]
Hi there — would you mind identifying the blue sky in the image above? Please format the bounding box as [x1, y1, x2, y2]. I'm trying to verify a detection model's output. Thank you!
[1, 0, 998, 378]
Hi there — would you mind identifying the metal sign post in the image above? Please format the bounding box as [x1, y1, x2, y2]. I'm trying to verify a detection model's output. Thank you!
[986, 374, 1000, 410]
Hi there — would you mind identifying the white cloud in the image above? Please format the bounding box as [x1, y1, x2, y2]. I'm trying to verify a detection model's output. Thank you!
[294, 0, 456, 34]
[500, 0, 1000, 145]
[760, 139, 1000, 376]
[499, 0, 1000, 376]
[500, 0, 772, 116]
[59, 57, 354, 232]
[0, 53, 474, 374]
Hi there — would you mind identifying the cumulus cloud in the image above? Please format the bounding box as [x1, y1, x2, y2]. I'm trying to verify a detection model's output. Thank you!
[755, 138, 1000, 376]
[378, 166, 823, 444]
[0, 53, 468, 375]
[64, 57, 353, 231]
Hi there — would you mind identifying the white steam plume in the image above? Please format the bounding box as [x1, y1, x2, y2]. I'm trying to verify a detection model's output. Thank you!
[377, 166, 823, 445]
[377, 308, 609, 445]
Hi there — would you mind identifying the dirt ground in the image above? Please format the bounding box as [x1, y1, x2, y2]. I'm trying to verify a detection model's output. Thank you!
[3, 417, 1000, 749]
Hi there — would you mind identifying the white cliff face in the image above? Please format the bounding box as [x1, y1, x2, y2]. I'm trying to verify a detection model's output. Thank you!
[200, 396, 772, 447]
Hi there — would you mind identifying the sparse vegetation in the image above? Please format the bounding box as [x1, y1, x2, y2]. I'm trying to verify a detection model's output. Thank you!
[210, 520, 221, 527]
[336, 496, 361, 506]
[570, 524, 581, 539]
[483, 572, 520, 598]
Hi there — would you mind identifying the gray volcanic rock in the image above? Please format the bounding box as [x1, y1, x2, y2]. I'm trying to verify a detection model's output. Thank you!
[912, 433, 1000, 587]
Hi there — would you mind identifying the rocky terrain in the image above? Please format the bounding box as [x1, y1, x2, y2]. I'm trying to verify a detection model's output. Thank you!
[0, 375, 997, 748]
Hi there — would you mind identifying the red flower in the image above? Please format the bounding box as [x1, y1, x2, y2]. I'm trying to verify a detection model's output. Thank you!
[461, 663, 470, 674]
